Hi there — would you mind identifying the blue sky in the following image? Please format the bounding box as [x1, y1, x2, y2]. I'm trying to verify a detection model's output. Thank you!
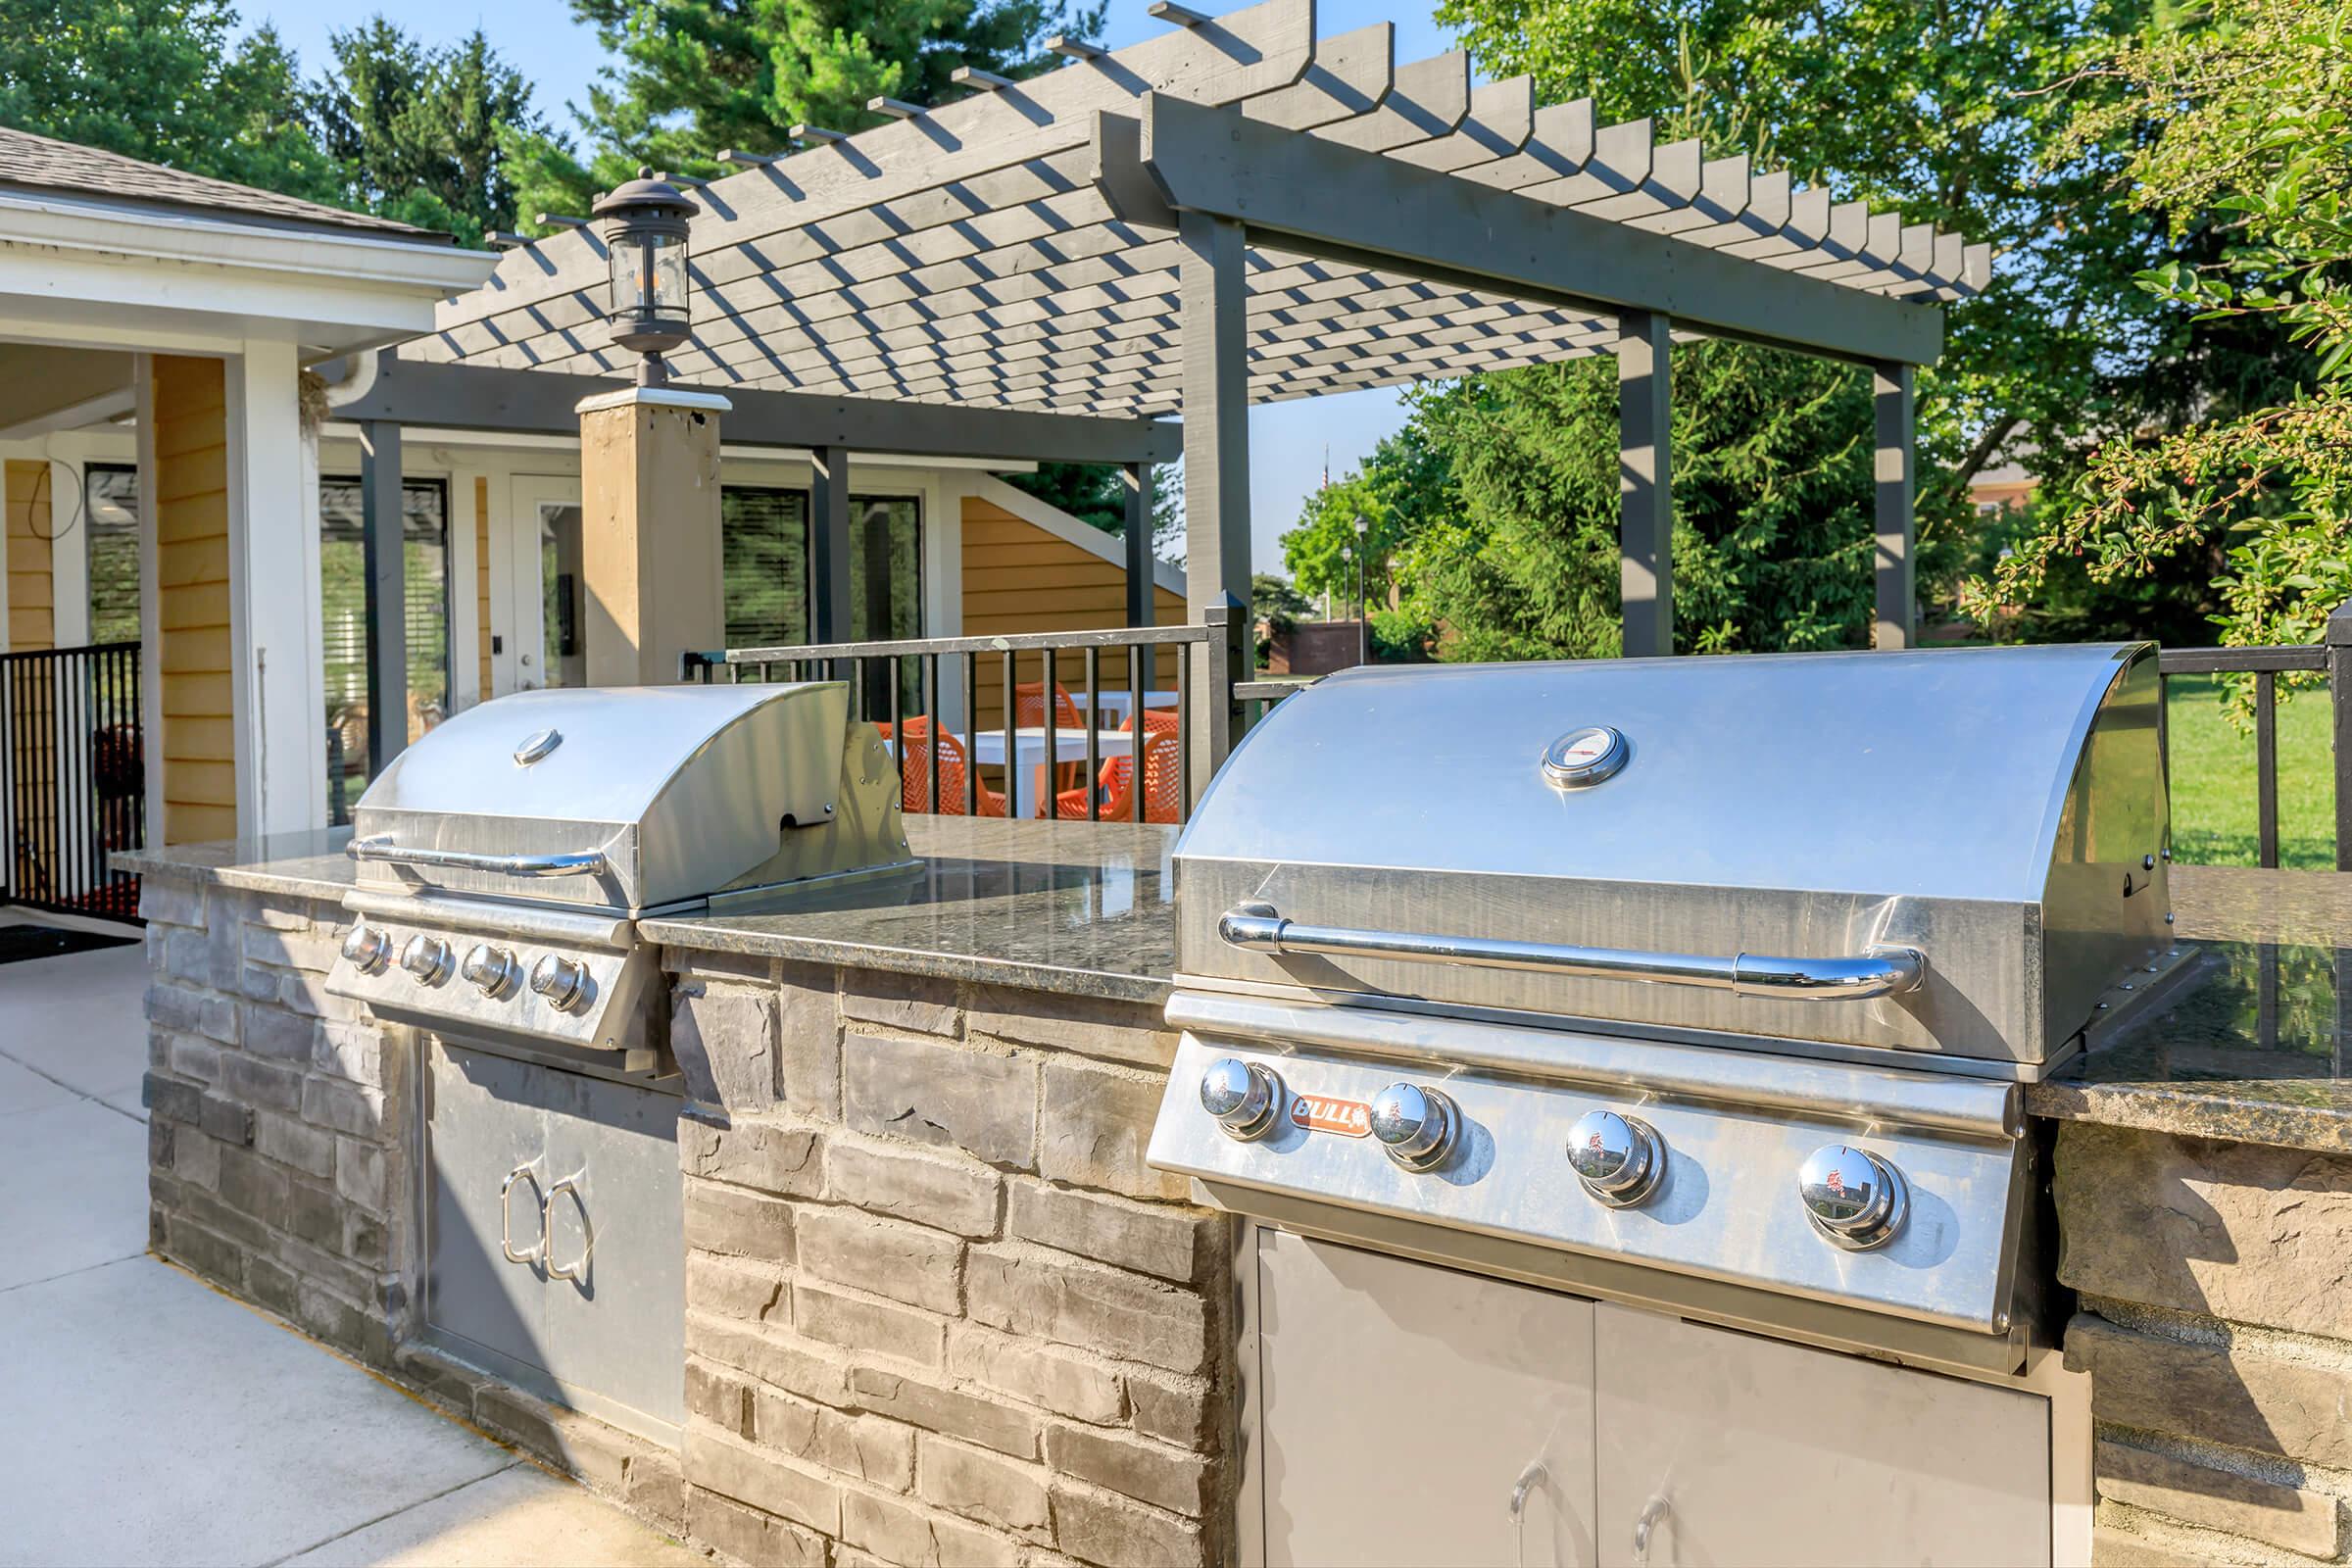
[240, 0, 1461, 572]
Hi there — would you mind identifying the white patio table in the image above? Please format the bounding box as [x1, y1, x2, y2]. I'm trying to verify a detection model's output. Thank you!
[1066, 689, 1178, 724]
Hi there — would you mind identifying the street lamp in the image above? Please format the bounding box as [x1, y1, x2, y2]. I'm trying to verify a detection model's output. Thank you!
[592, 168, 700, 386]
[1351, 514, 1371, 664]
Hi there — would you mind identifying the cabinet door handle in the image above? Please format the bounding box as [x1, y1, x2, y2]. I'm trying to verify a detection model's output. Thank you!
[543, 1171, 593, 1283]
[1634, 1494, 1672, 1566]
[1507, 1460, 1547, 1568]
[499, 1162, 545, 1265]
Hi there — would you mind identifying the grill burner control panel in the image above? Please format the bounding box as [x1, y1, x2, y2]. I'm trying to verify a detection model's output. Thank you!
[1148, 1031, 2026, 1341]
[327, 916, 657, 1056]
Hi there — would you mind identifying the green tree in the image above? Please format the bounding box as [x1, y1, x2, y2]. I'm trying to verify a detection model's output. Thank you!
[506, 0, 1106, 226]
[1968, 0, 2352, 653]
[0, 0, 342, 201]
[1283, 418, 1459, 611]
[308, 22, 548, 244]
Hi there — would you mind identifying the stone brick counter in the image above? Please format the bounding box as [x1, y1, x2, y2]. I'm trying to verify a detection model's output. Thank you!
[661, 950, 1235, 1567]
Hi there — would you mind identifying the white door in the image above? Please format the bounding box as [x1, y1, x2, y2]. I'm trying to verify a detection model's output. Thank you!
[503, 476, 582, 693]
[1593, 1301, 2051, 1567]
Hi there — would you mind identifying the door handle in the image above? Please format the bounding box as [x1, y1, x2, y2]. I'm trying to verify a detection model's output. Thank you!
[499, 1161, 545, 1265]
[1633, 1494, 1672, 1567]
[543, 1170, 593, 1284]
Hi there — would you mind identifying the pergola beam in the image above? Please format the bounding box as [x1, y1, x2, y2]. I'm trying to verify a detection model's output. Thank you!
[1132, 93, 1944, 368]
[331, 353, 1181, 465]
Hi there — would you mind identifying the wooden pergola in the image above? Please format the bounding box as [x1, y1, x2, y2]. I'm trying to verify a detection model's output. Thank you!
[418, 0, 1982, 766]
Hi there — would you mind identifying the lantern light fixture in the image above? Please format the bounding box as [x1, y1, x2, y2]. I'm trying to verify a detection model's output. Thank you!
[592, 167, 700, 386]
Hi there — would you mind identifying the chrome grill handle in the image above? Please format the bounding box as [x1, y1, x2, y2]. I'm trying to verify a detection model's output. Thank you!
[1218, 905, 1927, 1003]
[348, 835, 609, 880]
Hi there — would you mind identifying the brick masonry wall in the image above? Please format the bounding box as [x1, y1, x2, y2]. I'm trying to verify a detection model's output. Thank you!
[138, 872, 410, 1362]
[667, 951, 1236, 1568]
[2053, 1119, 2352, 1565]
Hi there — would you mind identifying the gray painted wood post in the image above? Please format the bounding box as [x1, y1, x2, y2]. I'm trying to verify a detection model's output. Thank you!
[1180, 211, 1252, 776]
[2328, 600, 2352, 871]
[358, 420, 407, 775]
[1874, 362, 1917, 650]
[811, 444, 854, 647]
[1616, 311, 1673, 658]
[1123, 462, 1153, 629]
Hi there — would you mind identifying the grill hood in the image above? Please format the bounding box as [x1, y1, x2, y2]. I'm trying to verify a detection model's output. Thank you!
[349, 683, 909, 914]
[1175, 645, 2168, 1074]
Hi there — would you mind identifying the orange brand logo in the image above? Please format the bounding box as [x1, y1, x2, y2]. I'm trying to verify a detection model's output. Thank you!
[1291, 1094, 1373, 1138]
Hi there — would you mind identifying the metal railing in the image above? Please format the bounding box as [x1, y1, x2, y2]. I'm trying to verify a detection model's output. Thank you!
[686, 608, 1243, 822]
[1, 641, 144, 920]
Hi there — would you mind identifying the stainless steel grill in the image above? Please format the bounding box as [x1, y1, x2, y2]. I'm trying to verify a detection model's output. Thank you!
[327, 682, 910, 1059]
[1147, 646, 2175, 1567]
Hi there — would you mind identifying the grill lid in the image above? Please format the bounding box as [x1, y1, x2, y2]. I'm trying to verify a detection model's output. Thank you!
[1176, 645, 2168, 1072]
[350, 683, 907, 913]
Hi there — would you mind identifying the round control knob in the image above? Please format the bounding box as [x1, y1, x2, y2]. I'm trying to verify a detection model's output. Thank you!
[461, 943, 518, 996]
[528, 953, 590, 1010]
[340, 920, 391, 975]
[1369, 1083, 1459, 1171]
[1797, 1145, 1908, 1250]
[399, 933, 451, 984]
[1199, 1057, 1283, 1141]
[1567, 1109, 1664, 1206]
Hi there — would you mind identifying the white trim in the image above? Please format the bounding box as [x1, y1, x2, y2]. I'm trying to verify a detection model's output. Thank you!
[0, 388, 134, 443]
[0, 313, 245, 359]
[966, 471, 1188, 599]
[48, 457, 88, 648]
[0, 190, 497, 294]
[448, 464, 481, 712]
[133, 355, 163, 839]
[226, 340, 328, 834]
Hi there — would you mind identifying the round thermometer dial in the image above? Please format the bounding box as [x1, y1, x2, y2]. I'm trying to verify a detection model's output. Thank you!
[1542, 725, 1629, 788]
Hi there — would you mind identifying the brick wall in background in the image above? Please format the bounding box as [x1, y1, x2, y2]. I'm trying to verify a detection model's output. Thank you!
[137, 871, 410, 1362]
[666, 952, 1237, 1568]
[2054, 1119, 2352, 1565]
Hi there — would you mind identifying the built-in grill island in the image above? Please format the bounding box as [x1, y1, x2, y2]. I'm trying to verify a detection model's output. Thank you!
[1148, 645, 2177, 1567]
[325, 683, 908, 1441]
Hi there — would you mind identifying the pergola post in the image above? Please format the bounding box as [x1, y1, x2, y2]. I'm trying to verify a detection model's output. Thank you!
[358, 419, 407, 774]
[811, 444, 854, 645]
[1874, 363, 1917, 650]
[1123, 462, 1153, 630]
[1617, 311, 1674, 659]
[1180, 211, 1252, 775]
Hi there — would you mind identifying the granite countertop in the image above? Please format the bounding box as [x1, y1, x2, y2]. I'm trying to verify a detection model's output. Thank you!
[2027, 864, 2352, 1154]
[643, 816, 1178, 1005]
[116, 829, 357, 901]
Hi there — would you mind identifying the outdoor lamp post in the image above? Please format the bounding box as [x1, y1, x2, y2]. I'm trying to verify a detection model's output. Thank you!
[592, 168, 700, 386]
[1352, 514, 1371, 664]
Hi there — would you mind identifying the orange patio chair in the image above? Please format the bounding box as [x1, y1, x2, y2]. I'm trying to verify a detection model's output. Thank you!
[1015, 680, 1088, 792]
[1052, 727, 1182, 823]
[884, 717, 1008, 817]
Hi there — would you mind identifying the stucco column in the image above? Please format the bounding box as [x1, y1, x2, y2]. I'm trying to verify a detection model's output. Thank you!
[576, 386, 732, 686]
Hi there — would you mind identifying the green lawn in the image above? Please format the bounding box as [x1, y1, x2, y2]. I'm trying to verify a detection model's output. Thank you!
[2166, 673, 2336, 868]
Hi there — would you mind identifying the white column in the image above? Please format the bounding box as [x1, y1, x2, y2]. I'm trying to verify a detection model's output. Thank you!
[48, 456, 90, 648]
[225, 340, 329, 834]
[133, 356, 163, 838]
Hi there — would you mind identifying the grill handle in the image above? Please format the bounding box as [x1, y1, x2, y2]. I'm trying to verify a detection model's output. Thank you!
[348, 835, 610, 880]
[1217, 905, 1926, 1002]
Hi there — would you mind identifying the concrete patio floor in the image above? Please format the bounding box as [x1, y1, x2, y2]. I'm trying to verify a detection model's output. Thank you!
[0, 915, 704, 1568]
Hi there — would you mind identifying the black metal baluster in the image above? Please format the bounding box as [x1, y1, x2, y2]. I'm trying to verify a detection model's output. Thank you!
[924, 654, 941, 817]
[1129, 639, 1146, 824]
[1042, 645, 1057, 822]
[1002, 651, 1017, 818]
[1175, 642, 1192, 822]
[963, 651, 979, 816]
[1085, 646, 1102, 823]
[2257, 669, 2279, 868]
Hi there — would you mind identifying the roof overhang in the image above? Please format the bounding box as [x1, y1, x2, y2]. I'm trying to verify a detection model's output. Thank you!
[0, 189, 498, 360]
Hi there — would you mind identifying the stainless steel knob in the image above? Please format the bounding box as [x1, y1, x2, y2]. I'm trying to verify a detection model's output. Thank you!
[340, 920, 391, 975]
[1200, 1057, 1283, 1141]
[529, 953, 590, 1010]
[1369, 1083, 1458, 1171]
[399, 933, 452, 984]
[1797, 1144, 1908, 1250]
[1567, 1109, 1664, 1206]
[461, 943, 518, 996]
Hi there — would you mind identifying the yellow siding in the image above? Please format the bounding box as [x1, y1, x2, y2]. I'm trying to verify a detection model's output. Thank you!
[475, 476, 492, 703]
[958, 496, 1182, 735]
[5, 459, 55, 651]
[153, 355, 235, 845]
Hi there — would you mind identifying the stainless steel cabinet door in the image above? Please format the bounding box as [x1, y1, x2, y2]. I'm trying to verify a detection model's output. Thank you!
[539, 1066, 685, 1434]
[424, 1042, 552, 1377]
[1257, 1230, 1598, 1568]
[1593, 1302, 2050, 1568]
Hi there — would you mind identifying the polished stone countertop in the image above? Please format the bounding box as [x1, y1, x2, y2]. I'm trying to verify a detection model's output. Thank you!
[116, 830, 358, 902]
[643, 817, 1177, 1005]
[2027, 865, 2352, 1153]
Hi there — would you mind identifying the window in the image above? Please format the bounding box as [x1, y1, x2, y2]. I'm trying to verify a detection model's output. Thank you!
[720, 487, 921, 712]
[318, 477, 450, 824]
[83, 465, 140, 645]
